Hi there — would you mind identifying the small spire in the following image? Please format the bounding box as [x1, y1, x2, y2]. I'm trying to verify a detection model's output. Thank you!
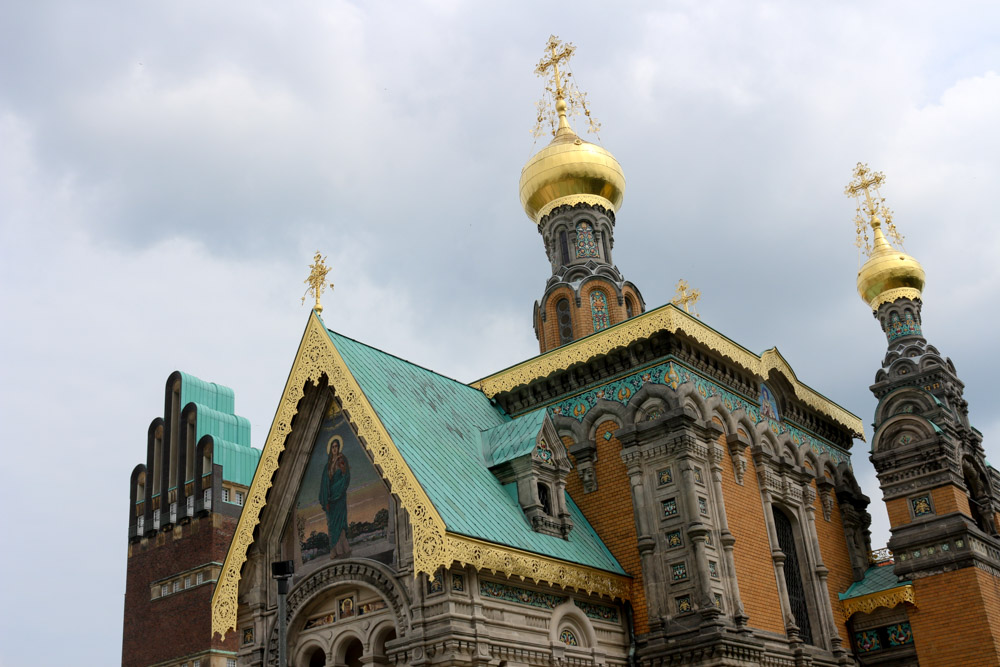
[845, 162, 905, 255]
[532, 35, 601, 139]
[672, 279, 701, 317]
[302, 251, 334, 314]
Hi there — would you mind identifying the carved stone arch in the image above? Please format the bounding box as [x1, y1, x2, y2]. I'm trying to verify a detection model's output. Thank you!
[551, 413, 586, 446]
[623, 383, 677, 424]
[918, 355, 947, 371]
[802, 450, 820, 477]
[754, 421, 780, 458]
[542, 285, 577, 322]
[292, 636, 330, 667]
[780, 438, 802, 467]
[330, 629, 365, 665]
[369, 618, 398, 657]
[549, 599, 597, 648]
[705, 395, 737, 435]
[581, 400, 626, 443]
[875, 386, 938, 425]
[268, 560, 411, 666]
[674, 383, 710, 422]
[885, 357, 918, 380]
[579, 275, 624, 302]
[872, 414, 939, 453]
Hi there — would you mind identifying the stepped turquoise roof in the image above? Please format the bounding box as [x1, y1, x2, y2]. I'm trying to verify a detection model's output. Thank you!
[326, 329, 624, 575]
[838, 563, 910, 600]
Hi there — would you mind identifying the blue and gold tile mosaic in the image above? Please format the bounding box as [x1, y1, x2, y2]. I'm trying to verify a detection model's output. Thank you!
[666, 529, 683, 549]
[671, 562, 688, 581]
[887, 311, 921, 342]
[575, 600, 620, 622]
[590, 290, 610, 332]
[451, 573, 465, 592]
[479, 580, 565, 609]
[708, 560, 719, 579]
[658, 467, 673, 486]
[855, 630, 881, 653]
[676, 595, 692, 614]
[575, 222, 599, 258]
[698, 497, 709, 516]
[560, 628, 579, 646]
[887, 622, 913, 646]
[911, 495, 932, 517]
[547, 359, 849, 464]
[662, 498, 678, 518]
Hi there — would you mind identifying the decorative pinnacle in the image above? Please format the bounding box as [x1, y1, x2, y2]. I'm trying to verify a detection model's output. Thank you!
[845, 162, 904, 255]
[672, 279, 701, 318]
[302, 251, 334, 314]
[532, 35, 601, 139]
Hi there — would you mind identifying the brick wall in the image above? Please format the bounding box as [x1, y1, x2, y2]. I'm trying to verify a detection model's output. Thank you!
[887, 485, 972, 528]
[811, 478, 854, 641]
[564, 423, 650, 633]
[122, 514, 239, 667]
[718, 431, 785, 635]
[908, 567, 1000, 666]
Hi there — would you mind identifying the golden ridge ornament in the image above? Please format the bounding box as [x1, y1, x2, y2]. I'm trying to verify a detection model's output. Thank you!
[672, 279, 701, 317]
[302, 251, 334, 314]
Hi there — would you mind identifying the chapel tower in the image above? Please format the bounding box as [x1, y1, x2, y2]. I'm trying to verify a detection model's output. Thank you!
[851, 164, 1000, 665]
[520, 36, 645, 353]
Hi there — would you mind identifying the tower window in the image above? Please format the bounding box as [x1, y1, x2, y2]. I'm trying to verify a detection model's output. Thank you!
[625, 296, 635, 319]
[559, 230, 570, 265]
[538, 482, 552, 516]
[601, 233, 610, 262]
[222, 488, 230, 503]
[556, 298, 573, 344]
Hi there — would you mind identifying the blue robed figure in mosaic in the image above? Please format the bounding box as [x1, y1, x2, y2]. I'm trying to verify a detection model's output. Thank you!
[320, 436, 352, 558]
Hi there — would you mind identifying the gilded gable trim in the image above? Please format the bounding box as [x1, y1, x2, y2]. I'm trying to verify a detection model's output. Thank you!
[841, 585, 916, 618]
[211, 312, 630, 637]
[472, 304, 864, 438]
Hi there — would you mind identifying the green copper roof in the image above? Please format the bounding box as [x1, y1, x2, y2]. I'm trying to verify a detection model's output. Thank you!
[483, 408, 548, 466]
[838, 564, 910, 600]
[326, 329, 624, 575]
[177, 372, 259, 488]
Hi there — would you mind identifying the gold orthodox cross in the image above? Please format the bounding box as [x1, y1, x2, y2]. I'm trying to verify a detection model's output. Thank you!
[531, 35, 600, 138]
[302, 251, 334, 314]
[844, 162, 904, 255]
[535, 35, 575, 100]
[672, 279, 701, 317]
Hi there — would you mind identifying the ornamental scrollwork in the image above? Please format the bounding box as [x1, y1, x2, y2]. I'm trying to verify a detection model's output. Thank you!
[841, 585, 916, 618]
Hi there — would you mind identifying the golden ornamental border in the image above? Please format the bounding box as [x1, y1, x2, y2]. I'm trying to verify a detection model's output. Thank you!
[869, 287, 922, 312]
[211, 312, 630, 637]
[535, 194, 614, 224]
[471, 304, 864, 438]
[841, 585, 916, 619]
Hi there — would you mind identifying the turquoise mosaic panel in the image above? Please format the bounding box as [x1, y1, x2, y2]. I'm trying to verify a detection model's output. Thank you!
[887, 622, 913, 646]
[590, 290, 610, 332]
[911, 495, 932, 516]
[575, 599, 620, 622]
[575, 222, 599, 258]
[887, 311, 921, 342]
[855, 629, 881, 653]
[548, 359, 849, 464]
[479, 580, 566, 609]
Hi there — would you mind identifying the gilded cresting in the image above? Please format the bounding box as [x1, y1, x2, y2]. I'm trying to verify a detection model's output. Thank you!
[519, 35, 625, 223]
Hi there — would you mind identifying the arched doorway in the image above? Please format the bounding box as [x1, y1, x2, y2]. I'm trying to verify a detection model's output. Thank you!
[302, 646, 325, 667]
[342, 638, 363, 667]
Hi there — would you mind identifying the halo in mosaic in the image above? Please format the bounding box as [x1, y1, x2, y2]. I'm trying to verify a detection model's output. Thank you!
[662, 498, 678, 518]
[575, 600, 620, 622]
[676, 595, 692, 614]
[911, 495, 932, 517]
[590, 290, 610, 332]
[671, 562, 688, 581]
[560, 628, 579, 646]
[887, 622, 913, 646]
[666, 530, 683, 549]
[657, 467, 673, 486]
[855, 630, 881, 653]
[887, 311, 921, 342]
[479, 580, 566, 609]
[547, 358, 849, 464]
[575, 221, 599, 258]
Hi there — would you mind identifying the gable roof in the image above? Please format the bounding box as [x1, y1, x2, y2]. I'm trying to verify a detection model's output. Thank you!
[327, 331, 623, 575]
[838, 562, 915, 618]
[482, 408, 549, 466]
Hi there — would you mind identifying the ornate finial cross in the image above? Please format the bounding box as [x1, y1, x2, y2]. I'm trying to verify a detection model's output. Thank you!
[845, 162, 904, 255]
[672, 279, 701, 317]
[532, 35, 601, 139]
[302, 251, 334, 314]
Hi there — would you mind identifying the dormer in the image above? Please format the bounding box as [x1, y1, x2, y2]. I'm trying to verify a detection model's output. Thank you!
[483, 409, 574, 539]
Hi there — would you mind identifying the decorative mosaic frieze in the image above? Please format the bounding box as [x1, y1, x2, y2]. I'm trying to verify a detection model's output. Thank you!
[479, 580, 566, 609]
[575, 599, 620, 622]
[548, 358, 849, 464]
[855, 629, 881, 653]
[666, 530, 683, 549]
[575, 222, 599, 258]
[887, 311, 921, 342]
[590, 290, 610, 332]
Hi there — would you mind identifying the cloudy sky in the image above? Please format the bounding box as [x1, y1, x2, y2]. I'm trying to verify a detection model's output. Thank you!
[2, 1, 999, 663]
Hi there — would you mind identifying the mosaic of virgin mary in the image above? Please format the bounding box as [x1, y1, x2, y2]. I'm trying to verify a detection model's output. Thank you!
[321, 436, 352, 558]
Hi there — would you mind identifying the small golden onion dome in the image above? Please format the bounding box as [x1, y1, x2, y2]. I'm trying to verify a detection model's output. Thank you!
[857, 221, 925, 310]
[519, 100, 625, 223]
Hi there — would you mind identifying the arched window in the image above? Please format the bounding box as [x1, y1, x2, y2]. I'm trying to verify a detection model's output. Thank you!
[556, 298, 573, 344]
[559, 230, 570, 265]
[538, 483, 552, 516]
[343, 638, 363, 667]
[773, 507, 813, 644]
[625, 295, 635, 319]
[575, 222, 599, 258]
[590, 290, 610, 332]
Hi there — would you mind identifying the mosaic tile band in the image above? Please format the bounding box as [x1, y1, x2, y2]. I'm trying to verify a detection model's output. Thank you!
[479, 579, 566, 609]
[887, 311, 921, 343]
[548, 358, 850, 464]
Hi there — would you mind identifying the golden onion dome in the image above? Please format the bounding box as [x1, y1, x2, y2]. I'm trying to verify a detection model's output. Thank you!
[857, 221, 925, 311]
[519, 99, 625, 223]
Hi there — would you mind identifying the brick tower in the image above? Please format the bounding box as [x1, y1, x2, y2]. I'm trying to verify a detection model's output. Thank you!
[122, 371, 260, 667]
[852, 164, 1000, 665]
[521, 37, 645, 354]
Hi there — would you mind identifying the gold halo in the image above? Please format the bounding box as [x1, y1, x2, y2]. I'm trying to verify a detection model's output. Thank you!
[326, 436, 343, 455]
